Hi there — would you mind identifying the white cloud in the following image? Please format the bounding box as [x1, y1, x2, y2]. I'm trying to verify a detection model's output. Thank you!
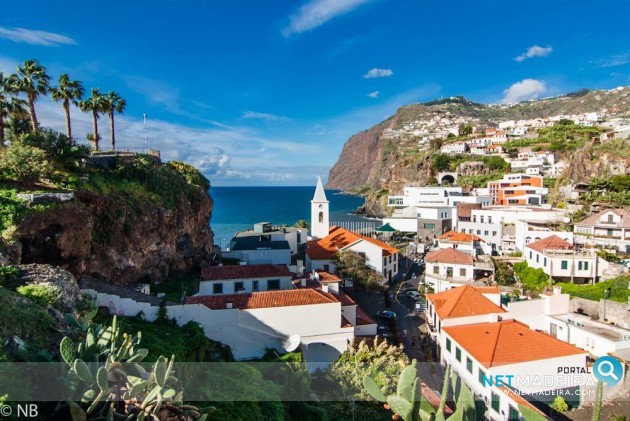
[501, 79, 547, 104]
[515, 45, 553, 62]
[242, 111, 290, 122]
[367, 90, 379, 98]
[594, 51, 630, 68]
[283, 0, 373, 36]
[363, 68, 393, 79]
[0, 26, 76, 46]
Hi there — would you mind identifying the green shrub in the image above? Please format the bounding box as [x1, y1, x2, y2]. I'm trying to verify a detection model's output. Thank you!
[0, 265, 21, 290]
[0, 143, 53, 184]
[16, 284, 62, 307]
[513, 262, 549, 291]
[556, 275, 629, 303]
[550, 396, 569, 413]
[0, 286, 55, 346]
[167, 161, 210, 190]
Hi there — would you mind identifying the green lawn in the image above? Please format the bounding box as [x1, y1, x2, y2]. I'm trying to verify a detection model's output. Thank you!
[556, 275, 629, 303]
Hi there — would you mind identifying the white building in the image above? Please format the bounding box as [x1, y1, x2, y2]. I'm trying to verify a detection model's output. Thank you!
[306, 226, 399, 283]
[435, 230, 492, 256]
[197, 264, 294, 295]
[574, 209, 630, 254]
[525, 235, 609, 284]
[442, 320, 590, 420]
[311, 177, 330, 240]
[424, 248, 476, 292]
[515, 220, 574, 255]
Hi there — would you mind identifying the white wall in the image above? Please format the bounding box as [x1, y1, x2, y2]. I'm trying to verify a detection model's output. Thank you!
[383, 217, 418, 233]
[198, 275, 293, 295]
[83, 289, 159, 320]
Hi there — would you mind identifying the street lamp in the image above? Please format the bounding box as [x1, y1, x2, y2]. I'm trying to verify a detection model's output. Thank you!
[603, 287, 611, 322]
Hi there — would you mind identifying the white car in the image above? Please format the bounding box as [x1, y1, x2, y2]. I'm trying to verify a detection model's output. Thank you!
[406, 290, 422, 301]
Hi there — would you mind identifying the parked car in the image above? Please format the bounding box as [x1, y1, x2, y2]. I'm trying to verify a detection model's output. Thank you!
[374, 310, 397, 320]
[406, 290, 422, 301]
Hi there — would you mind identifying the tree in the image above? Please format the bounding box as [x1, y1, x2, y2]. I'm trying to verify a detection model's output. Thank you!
[430, 154, 451, 172]
[15, 59, 50, 131]
[458, 123, 473, 136]
[293, 220, 309, 228]
[79, 88, 106, 151]
[19, 129, 90, 169]
[50, 74, 84, 139]
[0, 72, 26, 146]
[102, 91, 126, 150]
[332, 250, 384, 290]
[0, 143, 52, 184]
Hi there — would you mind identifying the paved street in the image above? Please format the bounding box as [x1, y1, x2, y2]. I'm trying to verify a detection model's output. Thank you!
[351, 256, 444, 390]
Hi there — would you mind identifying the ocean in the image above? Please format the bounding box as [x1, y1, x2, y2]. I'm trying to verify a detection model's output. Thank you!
[209, 186, 379, 246]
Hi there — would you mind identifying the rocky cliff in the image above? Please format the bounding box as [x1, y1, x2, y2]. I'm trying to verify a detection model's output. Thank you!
[327, 86, 630, 216]
[7, 160, 213, 286]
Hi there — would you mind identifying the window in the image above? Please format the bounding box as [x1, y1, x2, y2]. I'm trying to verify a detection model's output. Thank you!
[459, 268, 466, 276]
[488, 216, 493, 223]
[446, 338, 452, 352]
[491, 391, 500, 412]
[252, 280, 259, 291]
[466, 357, 473, 373]
[492, 231, 497, 236]
[608, 214, 614, 223]
[234, 281, 244, 292]
[480, 216, 485, 223]
[212, 283, 223, 294]
[323, 264, 330, 272]
[267, 279, 280, 290]
[478, 368, 486, 385]
[561, 260, 568, 270]
[438, 320, 441, 333]
[424, 223, 435, 229]
[536, 254, 539, 263]
[543, 257, 547, 267]
[584, 261, 589, 270]
[433, 266, 440, 274]
[578, 261, 589, 271]
[508, 405, 519, 421]
[484, 230, 489, 236]
[529, 251, 532, 259]
[318, 212, 323, 223]
[477, 230, 481, 235]
[455, 347, 462, 362]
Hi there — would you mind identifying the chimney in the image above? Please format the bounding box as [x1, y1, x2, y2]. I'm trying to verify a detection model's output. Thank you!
[226, 302, 233, 309]
[553, 286, 561, 295]
[322, 284, 329, 293]
[301, 278, 307, 287]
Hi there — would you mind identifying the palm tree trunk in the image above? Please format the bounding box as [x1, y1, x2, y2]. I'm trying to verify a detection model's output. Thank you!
[109, 110, 115, 151]
[0, 112, 5, 146]
[28, 92, 38, 131]
[64, 100, 72, 139]
[92, 110, 99, 151]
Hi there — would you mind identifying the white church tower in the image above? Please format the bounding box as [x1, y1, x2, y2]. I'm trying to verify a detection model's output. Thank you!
[310, 177, 330, 240]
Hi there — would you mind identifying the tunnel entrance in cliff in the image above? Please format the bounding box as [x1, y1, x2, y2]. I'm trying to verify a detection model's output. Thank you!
[20, 224, 67, 266]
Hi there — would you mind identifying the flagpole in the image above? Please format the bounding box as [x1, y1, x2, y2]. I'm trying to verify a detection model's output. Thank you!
[143, 113, 147, 149]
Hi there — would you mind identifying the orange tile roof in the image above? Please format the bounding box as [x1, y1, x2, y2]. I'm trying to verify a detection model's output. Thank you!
[426, 285, 504, 319]
[443, 319, 586, 368]
[526, 235, 573, 253]
[438, 231, 483, 243]
[315, 270, 341, 283]
[425, 248, 474, 265]
[306, 226, 398, 259]
[185, 288, 338, 310]
[356, 306, 376, 325]
[201, 264, 291, 281]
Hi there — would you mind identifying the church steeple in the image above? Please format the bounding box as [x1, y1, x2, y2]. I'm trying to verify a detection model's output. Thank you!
[310, 177, 329, 239]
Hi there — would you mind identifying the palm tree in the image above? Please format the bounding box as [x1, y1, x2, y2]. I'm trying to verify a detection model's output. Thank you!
[50, 74, 84, 139]
[15, 59, 50, 131]
[79, 88, 106, 151]
[103, 91, 126, 151]
[0, 72, 26, 146]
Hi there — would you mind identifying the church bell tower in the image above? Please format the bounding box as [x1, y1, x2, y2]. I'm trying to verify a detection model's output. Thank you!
[310, 177, 329, 239]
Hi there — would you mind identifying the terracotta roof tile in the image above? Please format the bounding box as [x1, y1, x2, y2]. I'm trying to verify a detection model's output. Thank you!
[306, 226, 398, 260]
[201, 264, 291, 281]
[575, 209, 630, 228]
[443, 319, 586, 368]
[425, 248, 474, 265]
[438, 231, 484, 243]
[426, 285, 504, 319]
[185, 288, 338, 310]
[356, 306, 376, 325]
[526, 235, 573, 253]
[315, 270, 341, 283]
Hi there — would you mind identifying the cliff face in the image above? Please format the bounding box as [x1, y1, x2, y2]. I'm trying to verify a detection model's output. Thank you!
[11, 182, 213, 286]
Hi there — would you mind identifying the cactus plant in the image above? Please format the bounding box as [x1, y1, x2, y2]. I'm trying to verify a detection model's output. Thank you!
[363, 362, 480, 421]
[57, 314, 213, 420]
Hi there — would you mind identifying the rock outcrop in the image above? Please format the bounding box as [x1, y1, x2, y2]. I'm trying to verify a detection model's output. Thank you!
[18, 263, 84, 314]
[11, 187, 213, 286]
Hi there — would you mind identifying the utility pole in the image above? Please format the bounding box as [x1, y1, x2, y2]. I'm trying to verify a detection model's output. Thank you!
[143, 113, 148, 148]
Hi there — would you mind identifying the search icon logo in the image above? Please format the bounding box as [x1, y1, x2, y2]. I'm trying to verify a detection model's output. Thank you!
[593, 356, 623, 386]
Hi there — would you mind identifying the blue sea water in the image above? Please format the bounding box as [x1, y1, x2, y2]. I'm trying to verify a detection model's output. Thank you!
[209, 186, 376, 246]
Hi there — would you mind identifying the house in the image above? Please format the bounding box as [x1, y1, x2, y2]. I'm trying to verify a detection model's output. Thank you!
[486, 144, 504, 154]
[525, 235, 609, 284]
[424, 248, 476, 292]
[440, 141, 469, 154]
[573, 209, 630, 254]
[425, 285, 505, 345]
[227, 221, 308, 265]
[197, 264, 293, 295]
[306, 226, 399, 283]
[515, 220, 574, 255]
[435, 230, 491, 256]
[487, 174, 546, 206]
[441, 320, 590, 420]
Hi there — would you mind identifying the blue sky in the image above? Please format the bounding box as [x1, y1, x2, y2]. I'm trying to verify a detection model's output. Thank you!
[1, 0, 629, 185]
